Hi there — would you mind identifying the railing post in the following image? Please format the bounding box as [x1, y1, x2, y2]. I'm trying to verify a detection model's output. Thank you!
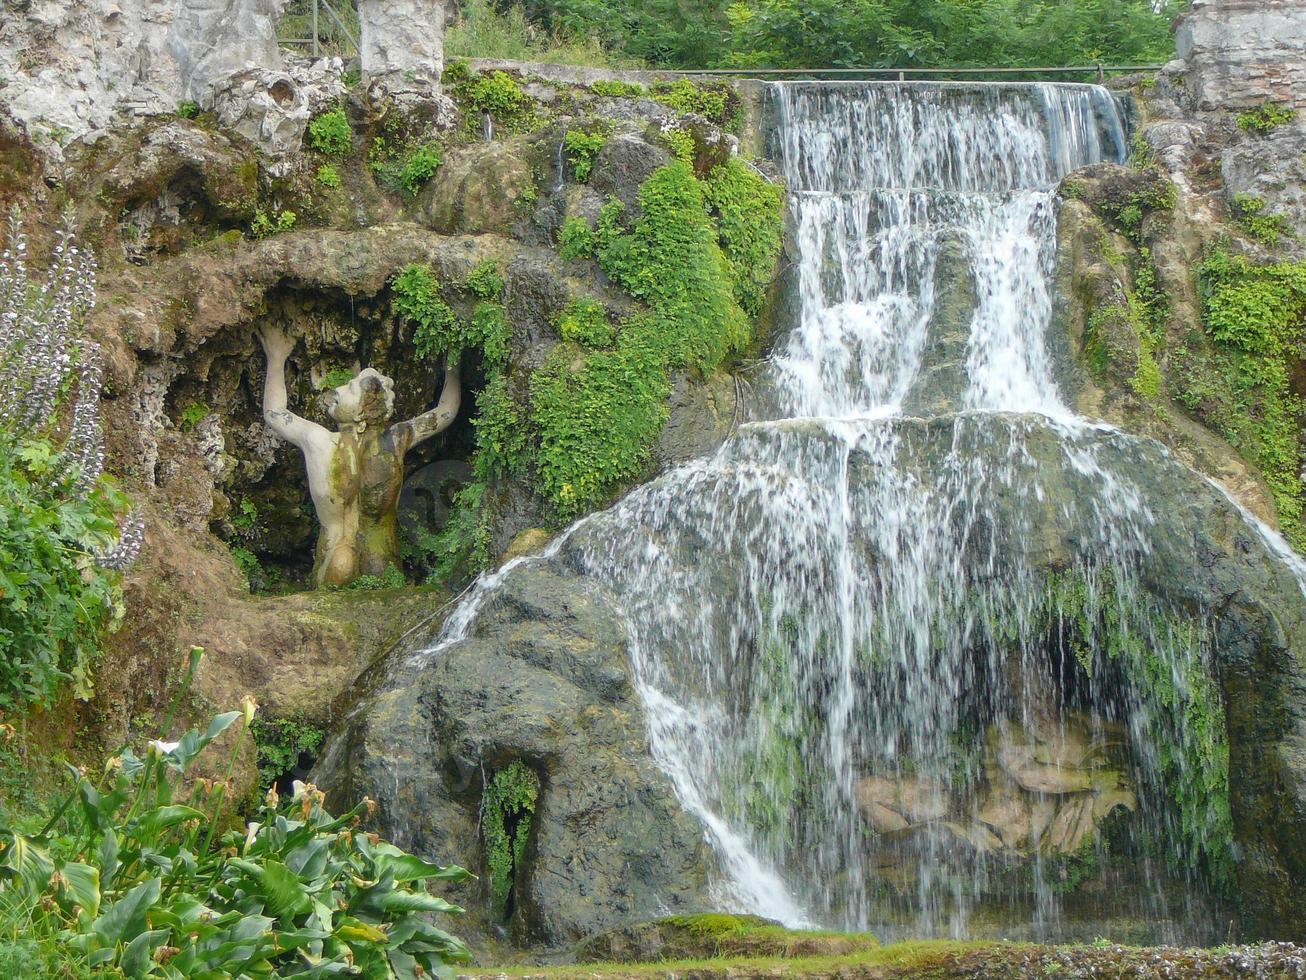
[312, 0, 320, 58]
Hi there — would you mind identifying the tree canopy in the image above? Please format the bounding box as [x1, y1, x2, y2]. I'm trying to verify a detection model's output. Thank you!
[510, 0, 1188, 70]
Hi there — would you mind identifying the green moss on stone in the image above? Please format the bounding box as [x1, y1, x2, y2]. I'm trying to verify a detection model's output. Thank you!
[483, 760, 539, 920]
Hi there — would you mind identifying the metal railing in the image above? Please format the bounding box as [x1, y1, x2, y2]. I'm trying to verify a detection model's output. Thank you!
[673, 65, 1163, 82]
[280, 0, 359, 58]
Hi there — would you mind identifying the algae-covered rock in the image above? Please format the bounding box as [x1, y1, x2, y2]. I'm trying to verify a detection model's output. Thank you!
[315, 562, 711, 945]
[574, 914, 880, 964]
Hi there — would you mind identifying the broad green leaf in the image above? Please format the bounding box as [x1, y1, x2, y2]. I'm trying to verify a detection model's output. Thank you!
[58, 860, 101, 918]
[370, 843, 470, 884]
[259, 859, 312, 918]
[336, 920, 388, 944]
[0, 831, 54, 896]
[120, 927, 170, 978]
[378, 890, 463, 914]
[91, 876, 161, 945]
[98, 828, 120, 891]
[135, 804, 205, 837]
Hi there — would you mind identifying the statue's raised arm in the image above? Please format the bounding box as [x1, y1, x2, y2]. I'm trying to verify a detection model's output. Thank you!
[388, 356, 462, 454]
[256, 324, 332, 452]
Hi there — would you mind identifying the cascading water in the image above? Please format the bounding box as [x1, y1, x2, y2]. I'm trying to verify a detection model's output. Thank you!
[402, 82, 1304, 942]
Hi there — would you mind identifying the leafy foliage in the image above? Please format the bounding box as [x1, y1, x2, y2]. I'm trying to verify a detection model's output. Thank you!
[250, 209, 297, 239]
[250, 717, 325, 792]
[1232, 195, 1295, 248]
[0, 213, 139, 708]
[370, 139, 443, 196]
[0, 659, 471, 978]
[308, 108, 352, 156]
[481, 761, 538, 921]
[392, 265, 462, 361]
[558, 297, 615, 348]
[467, 71, 531, 121]
[176, 101, 200, 120]
[317, 366, 355, 390]
[1182, 248, 1306, 550]
[590, 79, 646, 98]
[563, 128, 608, 182]
[464, 259, 505, 301]
[472, 374, 532, 481]
[513, 0, 1183, 70]
[703, 158, 785, 317]
[558, 215, 595, 259]
[651, 79, 732, 124]
[444, 0, 627, 68]
[314, 163, 341, 189]
[1237, 103, 1297, 134]
[178, 403, 211, 432]
[343, 564, 408, 591]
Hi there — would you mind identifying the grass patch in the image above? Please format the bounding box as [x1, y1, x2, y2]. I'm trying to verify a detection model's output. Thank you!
[444, 0, 633, 68]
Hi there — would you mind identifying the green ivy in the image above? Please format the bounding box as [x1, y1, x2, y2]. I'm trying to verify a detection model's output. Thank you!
[650, 79, 733, 124]
[557, 297, 615, 348]
[308, 108, 352, 156]
[1237, 103, 1297, 134]
[473, 373, 532, 481]
[314, 162, 342, 188]
[344, 563, 407, 591]
[481, 761, 539, 921]
[250, 716, 325, 792]
[468, 70, 530, 121]
[563, 128, 608, 182]
[703, 158, 785, 318]
[1184, 248, 1306, 550]
[393, 265, 463, 360]
[590, 79, 646, 98]
[1232, 195, 1295, 248]
[531, 326, 670, 517]
[464, 259, 506, 300]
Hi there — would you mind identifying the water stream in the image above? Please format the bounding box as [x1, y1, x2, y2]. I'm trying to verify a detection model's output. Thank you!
[408, 82, 1301, 941]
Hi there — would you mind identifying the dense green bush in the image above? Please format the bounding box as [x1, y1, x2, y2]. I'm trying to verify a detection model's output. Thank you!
[562, 128, 608, 182]
[513, 0, 1182, 70]
[558, 297, 616, 348]
[0, 654, 470, 978]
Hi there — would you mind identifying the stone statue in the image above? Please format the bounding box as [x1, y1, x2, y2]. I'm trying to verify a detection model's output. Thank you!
[256, 323, 460, 587]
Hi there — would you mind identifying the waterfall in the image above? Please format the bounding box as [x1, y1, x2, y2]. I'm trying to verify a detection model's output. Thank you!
[409, 82, 1298, 941]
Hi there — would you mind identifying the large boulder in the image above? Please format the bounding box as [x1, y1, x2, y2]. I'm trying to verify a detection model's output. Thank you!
[314, 563, 712, 945]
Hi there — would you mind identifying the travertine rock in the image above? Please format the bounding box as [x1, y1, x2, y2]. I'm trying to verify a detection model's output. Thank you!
[358, 0, 444, 96]
[1174, 0, 1306, 114]
[0, 0, 291, 158]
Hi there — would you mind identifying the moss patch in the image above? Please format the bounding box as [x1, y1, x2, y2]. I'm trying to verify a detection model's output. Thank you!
[483, 760, 540, 921]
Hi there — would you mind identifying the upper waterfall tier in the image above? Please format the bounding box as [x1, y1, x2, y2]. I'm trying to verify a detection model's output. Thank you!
[764, 83, 1126, 421]
[769, 83, 1127, 195]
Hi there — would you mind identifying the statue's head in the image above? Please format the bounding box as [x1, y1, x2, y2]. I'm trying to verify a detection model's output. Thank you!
[327, 368, 395, 430]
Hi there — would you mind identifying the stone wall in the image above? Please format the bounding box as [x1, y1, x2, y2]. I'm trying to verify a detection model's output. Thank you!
[1174, 0, 1306, 115]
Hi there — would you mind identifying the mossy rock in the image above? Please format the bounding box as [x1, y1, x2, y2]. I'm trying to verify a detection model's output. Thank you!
[573, 914, 880, 964]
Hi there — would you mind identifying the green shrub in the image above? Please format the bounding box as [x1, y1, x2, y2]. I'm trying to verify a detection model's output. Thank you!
[308, 107, 352, 155]
[1192, 248, 1306, 549]
[558, 297, 615, 348]
[176, 101, 200, 120]
[0, 658, 470, 978]
[444, 0, 625, 67]
[472, 373, 532, 481]
[659, 127, 696, 166]
[590, 79, 647, 98]
[464, 259, 506, 300]
[397, 142, 443, 194]
[314, 162, 341, 188]
[531, 326, 670, 517]
[344, 563, 407, 591]
[468, 70, 530, 120]
[563, 128, 608, 182]
[250, 717, 325, 791]
[1237, 103, 1297, 134]
[592, 161, 750, 372]
[469, 301, 511, 369]
[421, 481, 492, 583]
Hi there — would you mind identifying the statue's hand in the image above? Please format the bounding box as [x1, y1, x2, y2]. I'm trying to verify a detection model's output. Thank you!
[255, 323, 295, 361]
